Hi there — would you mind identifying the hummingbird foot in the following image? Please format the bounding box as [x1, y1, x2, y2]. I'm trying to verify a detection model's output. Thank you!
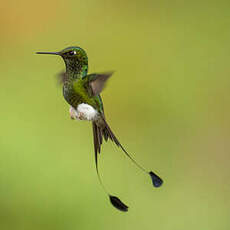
[78, 112, 85, 120]
[69, 104, 98, 121]
[69, 107, 76, 119]
[69, 106, 86, 120]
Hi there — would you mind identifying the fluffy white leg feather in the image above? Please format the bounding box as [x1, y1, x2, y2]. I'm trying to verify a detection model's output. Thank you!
[69, 104, 98, 121]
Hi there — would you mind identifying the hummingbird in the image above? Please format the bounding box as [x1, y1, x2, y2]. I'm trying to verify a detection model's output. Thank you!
[36, 46, 163, 212]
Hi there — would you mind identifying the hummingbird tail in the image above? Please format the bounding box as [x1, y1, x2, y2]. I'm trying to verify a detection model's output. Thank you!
[92, 116, 163, 211]
[102, 118, 163, 188]
[92, 121, 129, 212]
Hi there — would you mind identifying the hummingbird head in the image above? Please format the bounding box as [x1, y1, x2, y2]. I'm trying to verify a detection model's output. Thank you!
[36, 46, 88, 75]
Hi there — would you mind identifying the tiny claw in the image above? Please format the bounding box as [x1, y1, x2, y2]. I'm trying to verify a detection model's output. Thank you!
[149, 171, 163, 188]
[69, 107, 76, 120]
[78, 112, 84, 120]
[109, 195, 128, 212]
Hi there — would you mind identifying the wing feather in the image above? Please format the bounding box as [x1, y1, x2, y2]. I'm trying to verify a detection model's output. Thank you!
[86, 72, 114, 96]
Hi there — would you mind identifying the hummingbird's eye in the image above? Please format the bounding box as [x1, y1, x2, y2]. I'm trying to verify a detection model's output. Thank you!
[69, 50, 76, 56]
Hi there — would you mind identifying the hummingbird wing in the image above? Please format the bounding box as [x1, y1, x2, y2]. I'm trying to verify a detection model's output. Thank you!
[57, 71, 113, 94]
[85, 71, 114, 96]
[56, 71, 67, 85]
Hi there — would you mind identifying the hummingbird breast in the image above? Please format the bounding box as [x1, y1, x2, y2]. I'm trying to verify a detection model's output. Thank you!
[63, 83, 83, 108]
[63, 81, 97, 110]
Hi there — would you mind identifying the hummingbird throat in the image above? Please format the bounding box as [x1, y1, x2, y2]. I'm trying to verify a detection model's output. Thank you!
[64, 60, 88, 79]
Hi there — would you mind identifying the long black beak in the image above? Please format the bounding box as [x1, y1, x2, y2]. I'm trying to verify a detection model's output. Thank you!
[36, 52, 60, 55]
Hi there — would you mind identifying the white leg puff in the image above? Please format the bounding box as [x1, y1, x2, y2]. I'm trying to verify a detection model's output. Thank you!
[69, 103, 98, 121]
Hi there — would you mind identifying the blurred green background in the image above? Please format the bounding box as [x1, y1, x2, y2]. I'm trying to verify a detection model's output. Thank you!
[0, 0, 230, 229]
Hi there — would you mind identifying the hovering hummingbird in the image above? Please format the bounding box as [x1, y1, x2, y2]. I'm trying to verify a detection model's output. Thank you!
[36, 46, 163, 212]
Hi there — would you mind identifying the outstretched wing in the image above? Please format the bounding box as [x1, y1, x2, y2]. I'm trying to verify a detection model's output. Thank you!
[85, 72, 114, 96]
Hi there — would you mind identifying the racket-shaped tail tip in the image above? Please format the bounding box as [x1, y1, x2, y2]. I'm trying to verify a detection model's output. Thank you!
[149, 171, 163, 188]
[109, 195, 129, 212]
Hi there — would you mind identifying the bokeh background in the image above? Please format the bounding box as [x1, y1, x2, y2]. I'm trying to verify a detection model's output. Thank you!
[0, 0, 230, 229]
